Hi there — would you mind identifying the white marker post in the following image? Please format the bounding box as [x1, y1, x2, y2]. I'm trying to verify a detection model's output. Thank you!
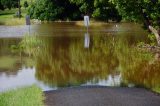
[84, 16, 90, 33]
[26, 15, 31, 35]
[84, 33, 90, 48]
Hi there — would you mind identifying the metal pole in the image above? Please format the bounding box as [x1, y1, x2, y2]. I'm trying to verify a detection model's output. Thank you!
[87, 20, 89, 34]
[29, 25, 30, 35]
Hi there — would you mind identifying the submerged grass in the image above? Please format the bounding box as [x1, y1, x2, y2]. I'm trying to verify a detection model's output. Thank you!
[0, 85, 44, 106]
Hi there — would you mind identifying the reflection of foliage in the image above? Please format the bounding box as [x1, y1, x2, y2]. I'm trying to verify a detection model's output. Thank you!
[0, 56, 21, 75]
[119, 44, 160, 92]
[0, 38, 35, 75]
[0, 39, 21, 74]
[20, 35, 160, 93]
[21, 35, 120, 87]
[69, 36, 119, 74]
[35, 36, 117, 87]
[113, 37, 160, 93]
[122, 60, 160, 90]
[0, 38, 20, 55]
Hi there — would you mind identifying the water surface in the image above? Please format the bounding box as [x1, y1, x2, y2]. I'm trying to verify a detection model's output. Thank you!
[0, 22, 160, 93]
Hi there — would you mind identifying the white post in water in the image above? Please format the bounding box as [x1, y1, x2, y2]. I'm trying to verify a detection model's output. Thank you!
[84, 33, 90, 48]
[84, 16, 90, 33]
[26, 15, 31, 35]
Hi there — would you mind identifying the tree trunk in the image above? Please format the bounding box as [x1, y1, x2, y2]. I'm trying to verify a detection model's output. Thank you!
[149, 25, 160, 46]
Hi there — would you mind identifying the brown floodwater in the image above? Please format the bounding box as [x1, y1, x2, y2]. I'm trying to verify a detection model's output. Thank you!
[0, 22, 160, 93]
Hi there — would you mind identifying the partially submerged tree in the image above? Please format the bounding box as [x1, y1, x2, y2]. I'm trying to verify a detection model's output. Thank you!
[111, 0, 160, 45]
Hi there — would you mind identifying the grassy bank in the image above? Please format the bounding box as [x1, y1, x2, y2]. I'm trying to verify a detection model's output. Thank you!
[0, 85, 44, 106]
[0, 8, 27, 26]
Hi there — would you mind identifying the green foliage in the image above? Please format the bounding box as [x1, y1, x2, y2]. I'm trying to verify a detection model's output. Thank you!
[0, 8, 27, 25]
[148, 33, 156, 46]
[24, 1, 28, 9]
[137, 42, 145, 47]
[0, 1, 4, 10]
[70, 0, 94, 14]
[137, 34, 156, 46]
[92, 0, 121, 21]
[28, 0, 121, 21]
[0, 0, 18, 10]
[1, 0, 12, 9]
[28, 0, 62, 21]
[0, 85, 44, 106]
[111, 0, 160, 28]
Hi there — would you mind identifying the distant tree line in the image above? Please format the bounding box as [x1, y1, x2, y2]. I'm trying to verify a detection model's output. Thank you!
[0, 0, 29, 10]
[0, 0, 19, 10]
[28, 0, 122, 22]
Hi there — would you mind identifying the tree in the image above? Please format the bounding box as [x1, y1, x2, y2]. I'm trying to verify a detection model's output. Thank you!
[69, 0, 121, 21]
[28, 0, 81, 21]
[28, 0, 121, 21]
[18, 0, 21, 18]
[111, 0, 160, 45]
[28, 0, 64, 21]
[1, 0, 12, 9]
[92, 0, 121, 22]
[0, 1, 4, 10]
[69, 0, 94, 15]
[53, 0, 82, 20]
[24, 1, 28, 9]
[0, 0, 18, 10]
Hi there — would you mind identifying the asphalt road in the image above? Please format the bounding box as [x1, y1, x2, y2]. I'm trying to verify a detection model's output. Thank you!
[44, 86, 160, 106]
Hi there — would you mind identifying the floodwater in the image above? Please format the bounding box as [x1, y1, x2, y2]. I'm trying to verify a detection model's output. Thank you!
[0, 22, 160, 92]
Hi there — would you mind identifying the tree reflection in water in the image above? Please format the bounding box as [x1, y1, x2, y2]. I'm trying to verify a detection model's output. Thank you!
[21, 34, 160, 92]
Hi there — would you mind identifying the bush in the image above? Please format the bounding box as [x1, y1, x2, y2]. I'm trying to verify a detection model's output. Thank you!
[28, 0, 64, 21]
[92, 1, 122, 22]
[24, 1, 29, 9]
[27, 0, 121, 21]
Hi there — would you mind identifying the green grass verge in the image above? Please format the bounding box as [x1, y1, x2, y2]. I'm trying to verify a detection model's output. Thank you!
[0, 85, 44, 106]
[0, 8, 27, 25]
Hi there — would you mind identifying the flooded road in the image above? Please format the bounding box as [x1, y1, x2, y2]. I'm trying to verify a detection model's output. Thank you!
[1, 22, 159, 93]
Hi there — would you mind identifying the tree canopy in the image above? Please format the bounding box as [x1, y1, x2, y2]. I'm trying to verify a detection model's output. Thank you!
[28, 0, 121, 21]
[0, 0, 18, 10]
[24, 1, 29, 9]
[111, 0, 160, 27]
[0, 1, 4, 10]
[111, 0, 160, 45]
